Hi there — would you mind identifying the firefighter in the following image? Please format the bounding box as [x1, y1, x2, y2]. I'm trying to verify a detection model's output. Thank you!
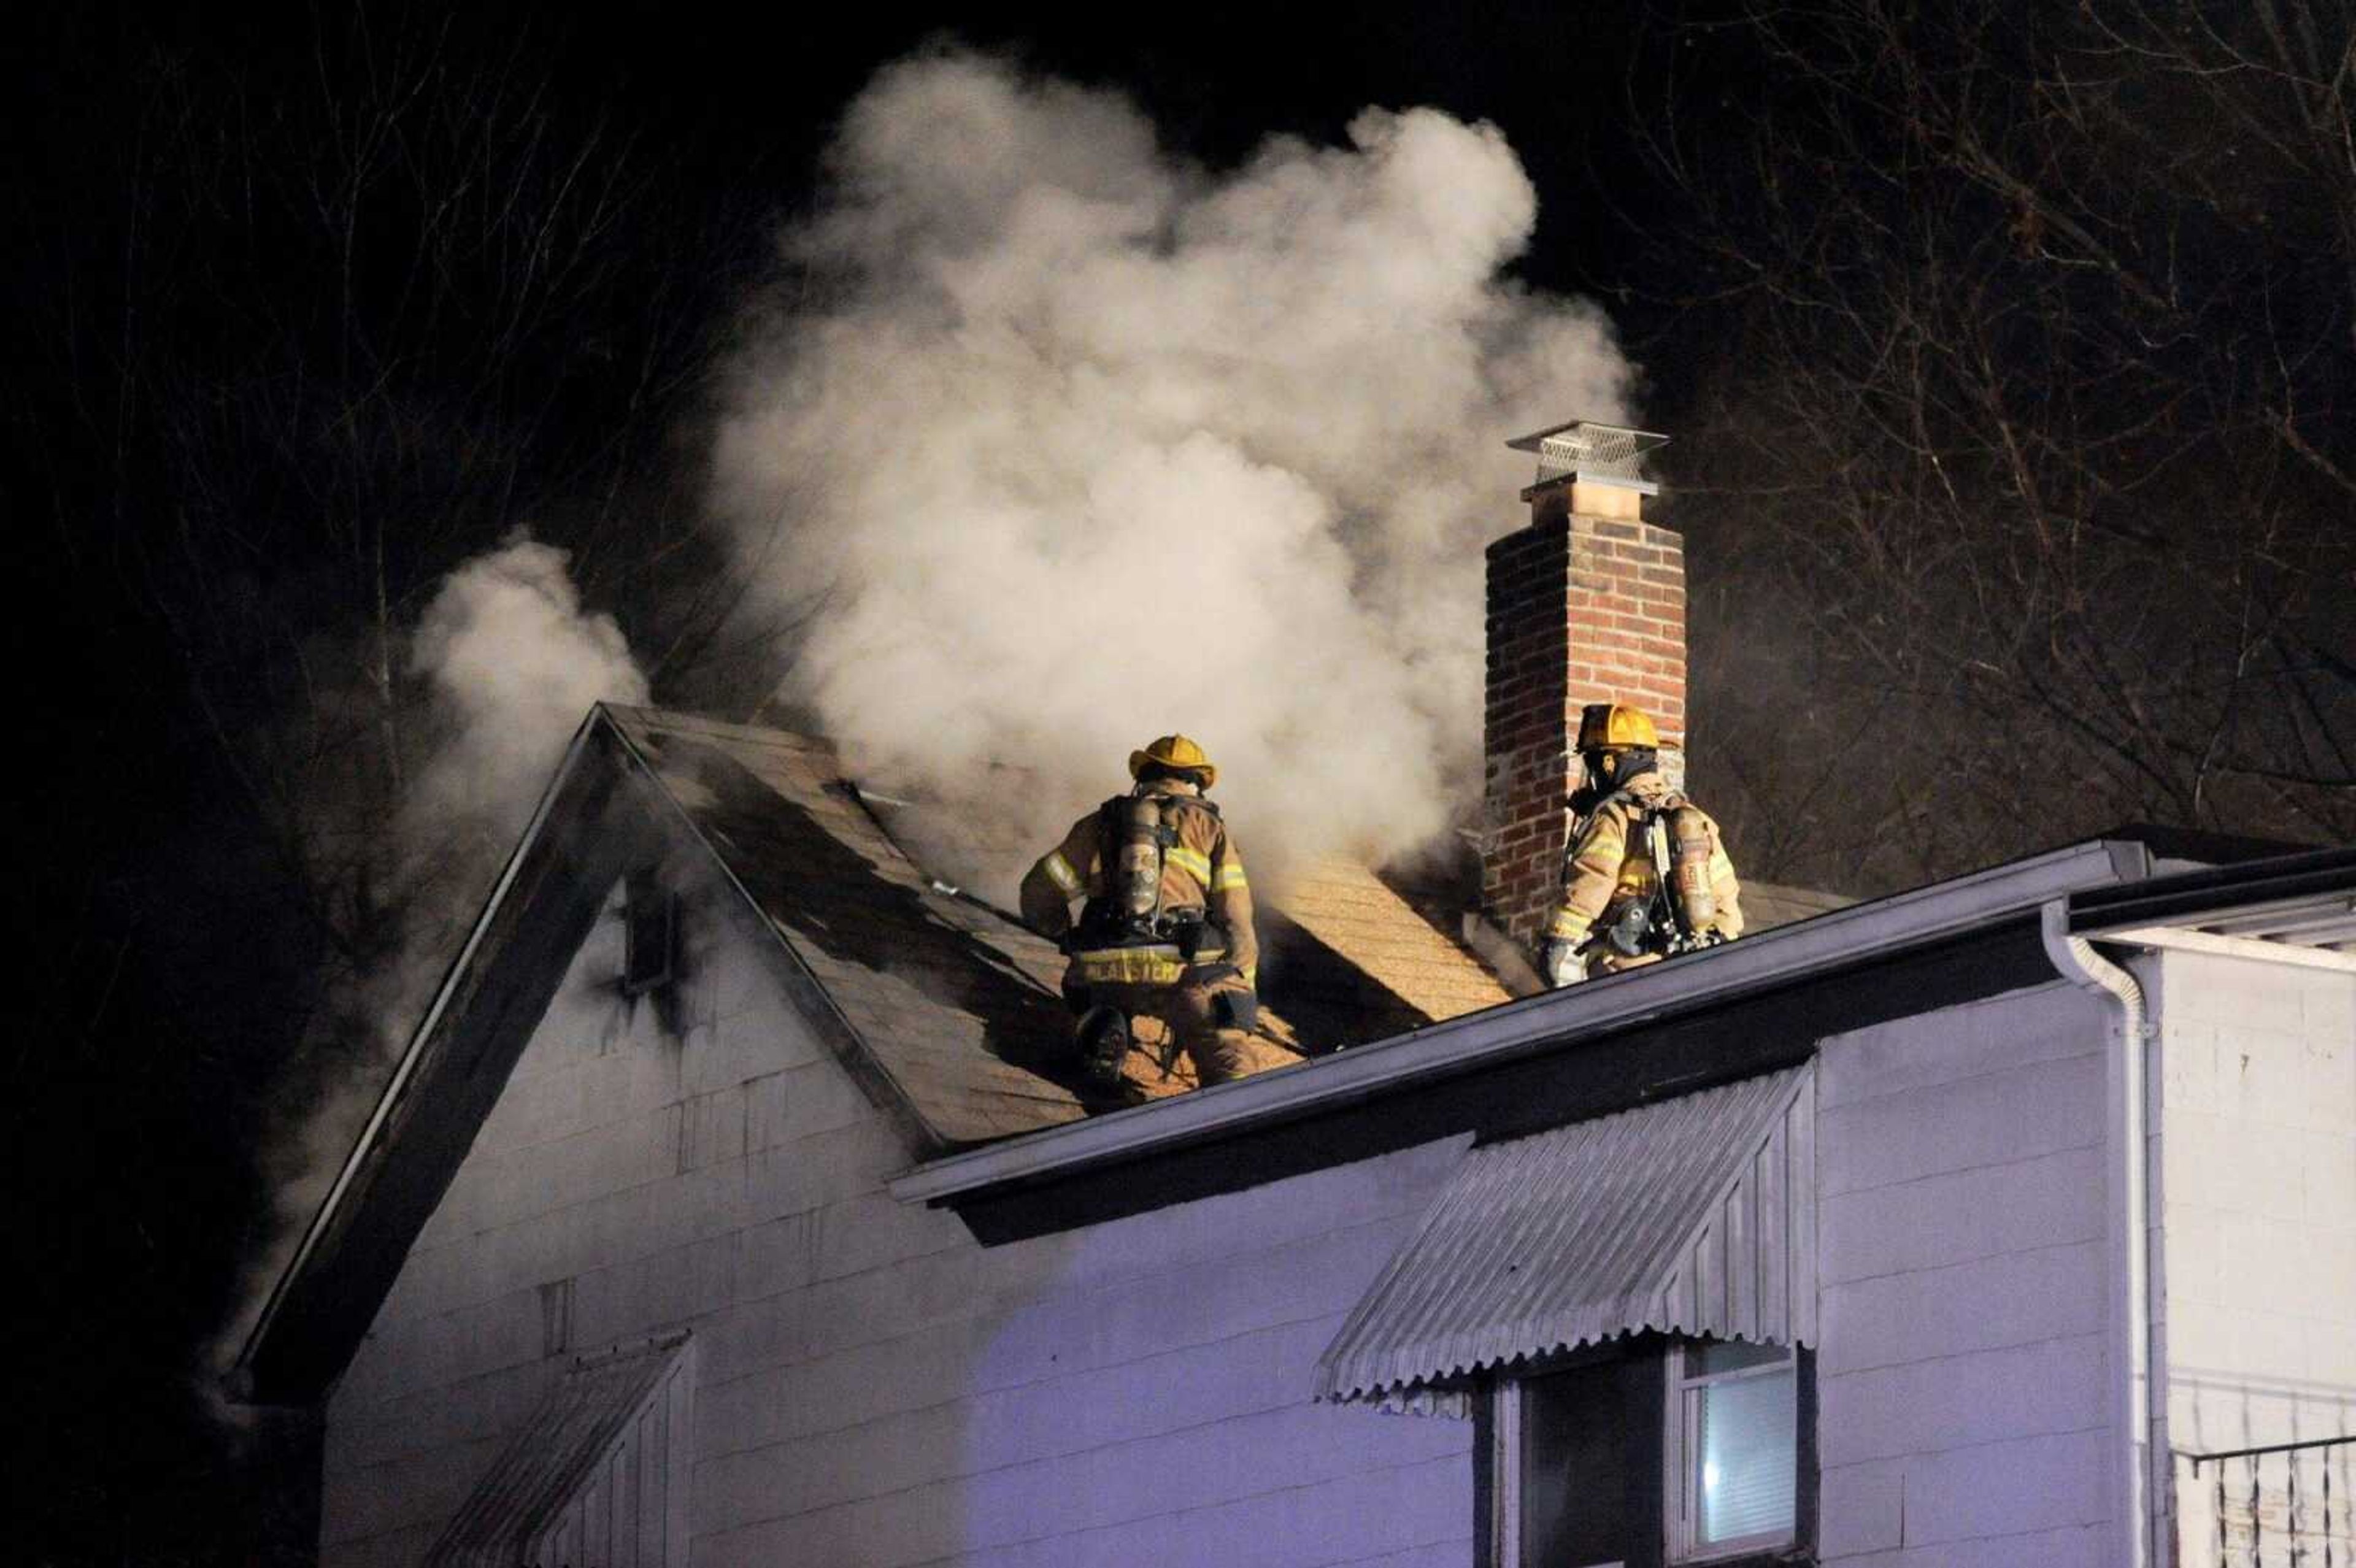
[1539, 704, 1744, 988]
[1020, 735, 1260, 1089]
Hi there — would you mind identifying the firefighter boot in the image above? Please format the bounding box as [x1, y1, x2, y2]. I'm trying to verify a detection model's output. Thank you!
[1171, 967, 1255, 1087]
[1190, 1029, 1251, 1086]
[1074, 1004, 1131, 1089]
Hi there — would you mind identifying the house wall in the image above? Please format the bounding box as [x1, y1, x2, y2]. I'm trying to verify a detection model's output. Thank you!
[320, 858, 1477, 1568]
[320, 844, 2178, 1568]
[2149, 949, 2356, 1561]
[1811, 978, 2119, 1567]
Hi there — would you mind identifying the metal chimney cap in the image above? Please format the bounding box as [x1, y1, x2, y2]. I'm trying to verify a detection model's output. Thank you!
[1504, 420, 1668, 495]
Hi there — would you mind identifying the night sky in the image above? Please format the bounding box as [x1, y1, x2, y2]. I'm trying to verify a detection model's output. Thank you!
[9, 3, 2350, 1560]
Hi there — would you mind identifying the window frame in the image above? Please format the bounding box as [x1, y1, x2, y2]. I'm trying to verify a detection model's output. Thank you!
[1485, 1342, 1653, 1568]
[1485, 1375, 1528, 1567]
[1482, 1337, 1815, 1568]
[1663, 1340, 1801, 1564]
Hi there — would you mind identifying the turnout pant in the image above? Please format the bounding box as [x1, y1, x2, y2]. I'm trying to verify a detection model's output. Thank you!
[1081, 966, 1255, 1086]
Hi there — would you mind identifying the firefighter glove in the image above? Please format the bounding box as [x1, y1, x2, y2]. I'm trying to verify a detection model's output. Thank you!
[1541, 938, 1587, 989]
[1213, 988, 1258, 1032]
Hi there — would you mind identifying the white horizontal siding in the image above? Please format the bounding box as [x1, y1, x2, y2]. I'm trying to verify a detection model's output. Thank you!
[329, 886, 2162, 1566]
[692, 1446, 1471, 1568]
[685, 1184, 1467, 1559]
[1819, 1143, 2104, 1285]
[693, 1314, 1345, 1531]
[1814, 982, 2115, 1562]
[1818, 1335, 2108, 1468]
[325, 862, 1474, 1566]
[1331, 1543, 1476, 1568]
[1825, 1521, 2107, 1568]
[1815, 979, 2101, 1112]
[1818, 1048, 2102, 1197]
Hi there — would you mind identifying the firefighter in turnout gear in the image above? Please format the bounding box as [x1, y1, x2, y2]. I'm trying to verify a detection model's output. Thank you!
[1540, 704, 1744, 988]
[1020, 735, 1261, 1090]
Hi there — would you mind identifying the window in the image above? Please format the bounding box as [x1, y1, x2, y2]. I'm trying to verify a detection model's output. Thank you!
[1668, 1341, 1798, 1562]
[623, 868, 677, 996]
[1490, 1337, 1808, 1568]
[1508, 1355, 1636, 1568]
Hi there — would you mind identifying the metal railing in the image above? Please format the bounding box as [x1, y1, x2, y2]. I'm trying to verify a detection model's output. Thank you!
[2181, 1435, 2356, 1567]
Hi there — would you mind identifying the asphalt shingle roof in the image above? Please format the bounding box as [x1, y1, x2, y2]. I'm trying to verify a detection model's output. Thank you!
[602, 705, 1526, 1139]
[607, 706, 1854, 1148]
[605, 707, 1093, 1144]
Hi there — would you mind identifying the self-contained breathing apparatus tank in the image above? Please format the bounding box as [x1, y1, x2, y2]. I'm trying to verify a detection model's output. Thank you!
[1666, 805, 1719, 930]
[1067, 790, 1227, 1089]
[1598, 801, 1723, 959]
[1115, 794, 1166, 934]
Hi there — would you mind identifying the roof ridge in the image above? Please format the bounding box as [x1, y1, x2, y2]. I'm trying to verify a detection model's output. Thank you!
[601, 702, 836, 755]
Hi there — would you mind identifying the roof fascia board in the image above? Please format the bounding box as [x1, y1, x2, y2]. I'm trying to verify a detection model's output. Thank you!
[2093, 923, 2356, 974]
[237, 710, 608, 1379]
[890, 839, 2138, 1205]
[598, 707, 949, 1161]
[952, 918, 2049, 1244]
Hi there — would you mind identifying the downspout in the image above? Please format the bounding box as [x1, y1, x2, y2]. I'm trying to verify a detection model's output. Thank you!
[2042, 902, 2157, 1568]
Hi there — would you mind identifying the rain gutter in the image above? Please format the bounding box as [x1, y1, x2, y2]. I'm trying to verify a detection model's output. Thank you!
[2042, 902, 2158, 1568]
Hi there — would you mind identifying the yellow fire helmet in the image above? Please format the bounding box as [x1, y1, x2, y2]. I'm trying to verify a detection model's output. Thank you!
[1129, 733, 1217, 789]
[1576, 702, 1660, 752]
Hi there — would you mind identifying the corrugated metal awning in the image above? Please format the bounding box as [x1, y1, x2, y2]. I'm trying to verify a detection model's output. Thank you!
[1315, 1065, 1815, 1405]
[426, 1331, 693, 1566]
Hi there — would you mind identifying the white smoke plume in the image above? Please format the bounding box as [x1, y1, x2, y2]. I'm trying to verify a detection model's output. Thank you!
[367, 536, 649, 1113]
[225, 537, 646, 1372]
[712, 48, 1629, 891]
[405, 537, 650, 839]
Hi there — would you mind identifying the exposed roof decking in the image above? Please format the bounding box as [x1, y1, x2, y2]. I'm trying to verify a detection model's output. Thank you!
[607, 708, 1517, 1108]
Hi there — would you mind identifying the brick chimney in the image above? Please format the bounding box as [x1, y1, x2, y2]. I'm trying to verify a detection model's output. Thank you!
[1482, 423, 1683, 952]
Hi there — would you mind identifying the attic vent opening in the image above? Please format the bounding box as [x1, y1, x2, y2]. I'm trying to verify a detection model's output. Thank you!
[623, 869, 678, 996]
